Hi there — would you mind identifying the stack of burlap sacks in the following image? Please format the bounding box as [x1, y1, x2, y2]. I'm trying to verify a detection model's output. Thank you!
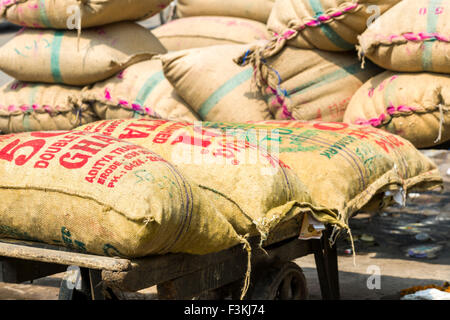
[158, 0, 448, 148]
[344, 0, 450, 149]
[0, 0, 201, 135]
[155, 0, 402, 124]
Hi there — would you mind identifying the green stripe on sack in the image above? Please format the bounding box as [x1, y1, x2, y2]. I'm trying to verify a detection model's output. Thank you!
[383, 76, 399, 108]
[133, 71, 165, 118]
[39, 0, 53, 28]
[423, 0, 443, 71]
[22, 112, 31, 131]
[50, 31, 64, 83]
[134, 71, 165, 106]
[199, 68, 253, 118]
[23, 85, 40, 132]
[288, 63, 363, 96]
[28, 84, 39, 106]
[308, 0, 355, 50]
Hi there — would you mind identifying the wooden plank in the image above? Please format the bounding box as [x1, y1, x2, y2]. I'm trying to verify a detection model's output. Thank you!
[263, 237, 313, 262]
[103, 244, 248, 292]
[157, 253, 247, 300]
[156, 238, 314, 299]
[0, 242, 131, 272]
[0, 238, 75, 252]
[103, 237, 313, 292]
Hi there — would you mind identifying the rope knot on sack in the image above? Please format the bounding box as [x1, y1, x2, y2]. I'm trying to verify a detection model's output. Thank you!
[234, 38, 296, 120]
[234, 1, 363, 88]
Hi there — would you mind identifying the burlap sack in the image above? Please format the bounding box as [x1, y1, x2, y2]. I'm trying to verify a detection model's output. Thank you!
[0, 22, 167, 86]
[161, 44, 273, 122]
[82, 59, 199, 122]
[0, 80, 98, 134]
[344, 71, 450, 148]
[176, 0, 275, 23]
[202, 121, 443, 225]
[266, 0, 401, 52]
[162, 43, 380, 122]
[257, 46, 381, 121]
[0, 0, 172, 29]
[153, 16, 271, 51]
[234, 1, 400, 97]
[358, 0, 450, 74]
[0, 131, 242, 257]
[77, 119, 340, 241]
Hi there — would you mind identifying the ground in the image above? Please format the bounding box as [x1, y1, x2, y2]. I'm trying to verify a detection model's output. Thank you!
[0, 19, 448, 300]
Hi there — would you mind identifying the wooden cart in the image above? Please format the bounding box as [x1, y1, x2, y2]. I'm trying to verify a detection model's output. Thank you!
[0, 227, 340, 300]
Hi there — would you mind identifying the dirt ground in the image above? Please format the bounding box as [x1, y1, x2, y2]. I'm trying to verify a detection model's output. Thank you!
[0, 19, 448, 301]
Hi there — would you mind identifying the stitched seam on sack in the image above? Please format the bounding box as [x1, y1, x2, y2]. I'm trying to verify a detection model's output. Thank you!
[198, 184, 254, 226]
[156, 159, 194, 253]
[83, 95, 163, 119]
[342, 169, 403, 223]
[0, 186, 152, 224]
[361, 32, 450, 52]
[0, 104, 84, 116]
[403, 169, 443, 191]
[282, 1, 361, 34]
[0, 0, 27, 13]
[355, 104, 450, 128]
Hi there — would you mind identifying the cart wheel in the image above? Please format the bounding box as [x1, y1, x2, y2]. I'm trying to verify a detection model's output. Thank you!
[249, 262, 308, 300]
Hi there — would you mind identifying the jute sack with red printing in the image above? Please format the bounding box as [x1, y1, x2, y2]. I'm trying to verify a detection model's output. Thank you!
[201, 121, 443, 225]
[77, 119, 341, 241]
[0, 22, 166, 86]
[0, 131, 242, 258]
[176, 0, 274, 23]
[358, 0, 450, 74]
[152, 16, 271, 51]
[0, 80, 98, 134]
[343, 71, 450, 148]
[162, 43, 380, 122]
[0, 0, 172, 29]
[82, 59, 199, 122]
